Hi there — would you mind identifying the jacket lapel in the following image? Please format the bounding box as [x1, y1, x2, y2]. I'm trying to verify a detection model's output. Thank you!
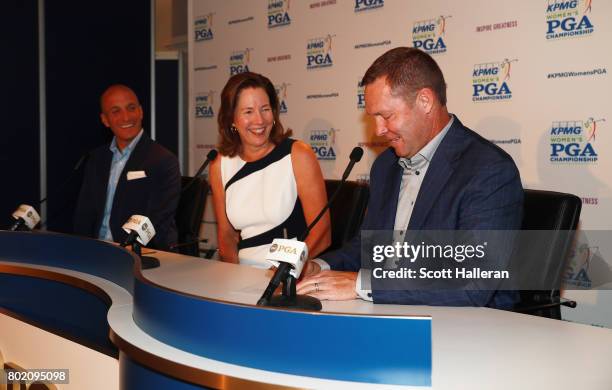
[408, 118, 468, 230]
[380, 155, 403, 229]
[113, 135, 150, 205]
[96, 149, 113, 217]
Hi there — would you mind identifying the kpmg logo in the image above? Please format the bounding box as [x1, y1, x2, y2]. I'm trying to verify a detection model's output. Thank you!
[309, 128, 338, 160]
[275, 83, 290, 114]
[357, 82, 365, 109]
[195, 91, 215, 118]
[412, 15, 451, 55]
[306, 35, 334, 70]
[268, 0, 291, 28]
[549, 117, 604, 163]
[230, 49, 252, 75]
[472, 59, 517, 102]
[354, 0, 384, 12]
[546, 0, 594, 40]
[194, 13, 214, 41]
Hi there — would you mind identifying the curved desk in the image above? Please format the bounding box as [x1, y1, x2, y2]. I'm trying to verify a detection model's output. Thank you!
[1, 231, 612, 390]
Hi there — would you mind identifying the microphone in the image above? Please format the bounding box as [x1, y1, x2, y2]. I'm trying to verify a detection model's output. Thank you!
[40, 152, 89, 205]
[39, 152, 90, 229]
[120, 215, 156, 247]
[256, 239, 309, 307]
[299, 147, 363, 242]
[257, 147, 364, 310]
[182, 149, 218, 194]
[341, 147, 364, 181]
[120, 215, 159, 269]
[9, 204, 41, 231]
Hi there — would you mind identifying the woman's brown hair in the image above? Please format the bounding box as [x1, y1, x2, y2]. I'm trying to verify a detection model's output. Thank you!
[217, 72, 291, 156]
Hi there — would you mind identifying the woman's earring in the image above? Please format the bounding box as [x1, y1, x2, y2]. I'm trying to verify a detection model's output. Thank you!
[231, 124, 238, 133]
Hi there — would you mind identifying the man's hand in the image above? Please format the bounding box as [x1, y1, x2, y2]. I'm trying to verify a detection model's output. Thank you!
[296, 270, 358, 301]
[300, 260, 322, 279]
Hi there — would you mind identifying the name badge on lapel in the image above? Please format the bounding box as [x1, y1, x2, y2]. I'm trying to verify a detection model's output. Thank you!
[127, 170, 147, 181]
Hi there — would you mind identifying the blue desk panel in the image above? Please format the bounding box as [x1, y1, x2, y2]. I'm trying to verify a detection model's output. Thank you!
[0, 231, 135, 293]
[1, 231, 433, 387]
[134, 277, 432, 386]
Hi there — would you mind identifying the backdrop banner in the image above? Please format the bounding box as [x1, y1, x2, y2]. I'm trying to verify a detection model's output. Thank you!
[188, 0, 612, 327]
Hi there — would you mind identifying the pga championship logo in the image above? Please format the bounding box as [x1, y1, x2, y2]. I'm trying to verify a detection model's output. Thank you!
[472, 59, 517, 102]
[195, 91, 215, 118]
[354, 0, 384, 12]
[230, 49, 252, 75]
[275, 83, 290, 114]
[549, 117, 604, 163]
[412, 15, 451, 55]
[194, 13, 214, 41]
[546, 0, 594, 40]
[309, 128, 338, 160]
[306, 35, 334, 70]
[357, 82, 365, 109]
[268, 0, 291, 28]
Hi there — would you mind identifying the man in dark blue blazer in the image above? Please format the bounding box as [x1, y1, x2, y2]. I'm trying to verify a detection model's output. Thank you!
[297, 48, 523, 309]
[74, 85, 180, 250]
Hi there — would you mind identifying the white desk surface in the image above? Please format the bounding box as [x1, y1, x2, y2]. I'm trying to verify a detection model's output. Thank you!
[138, 251, 612, 390]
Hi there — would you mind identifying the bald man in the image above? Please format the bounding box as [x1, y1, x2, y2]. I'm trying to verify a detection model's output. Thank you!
[74, 84, 180, 250]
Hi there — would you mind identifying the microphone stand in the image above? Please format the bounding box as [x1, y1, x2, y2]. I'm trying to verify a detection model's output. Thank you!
[132, 241, 160, 270]
[257, 147, 364, 311]
[260, 261, 322, 310]
[182, 149, 218, 194]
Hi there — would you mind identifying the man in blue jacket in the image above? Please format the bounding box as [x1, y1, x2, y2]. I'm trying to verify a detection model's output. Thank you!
[74, 85, 180, 250]
[297, 47, 523, 308]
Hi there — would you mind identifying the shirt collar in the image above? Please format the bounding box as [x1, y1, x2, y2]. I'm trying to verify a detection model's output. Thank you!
[110, 129, 144, 155]
[398, 115, 454, 170]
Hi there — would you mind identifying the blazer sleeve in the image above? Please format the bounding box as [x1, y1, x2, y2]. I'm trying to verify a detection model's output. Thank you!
[146, 152, 181, 250]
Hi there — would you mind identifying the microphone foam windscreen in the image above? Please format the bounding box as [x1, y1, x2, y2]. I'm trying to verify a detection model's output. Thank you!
[207, 149, 219, 160]
[350, 146, 364, 162]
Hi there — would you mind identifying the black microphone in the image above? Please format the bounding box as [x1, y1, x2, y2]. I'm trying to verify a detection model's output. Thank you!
[120, 215, 160, 269]
[182, 149, 218, 194]
[299, 146, 363, 242]
[7, 205, 41, 231]
[341, 147, 364, 181]
[40, 152, 89, 205]
[38, 152, 90, 229]
[257, 147, 364, 308]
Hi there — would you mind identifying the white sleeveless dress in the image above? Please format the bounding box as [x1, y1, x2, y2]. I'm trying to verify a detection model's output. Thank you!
[220, 138, 306, 268]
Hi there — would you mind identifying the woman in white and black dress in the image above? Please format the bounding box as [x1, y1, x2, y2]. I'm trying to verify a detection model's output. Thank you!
[209, 72, 331, 268]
